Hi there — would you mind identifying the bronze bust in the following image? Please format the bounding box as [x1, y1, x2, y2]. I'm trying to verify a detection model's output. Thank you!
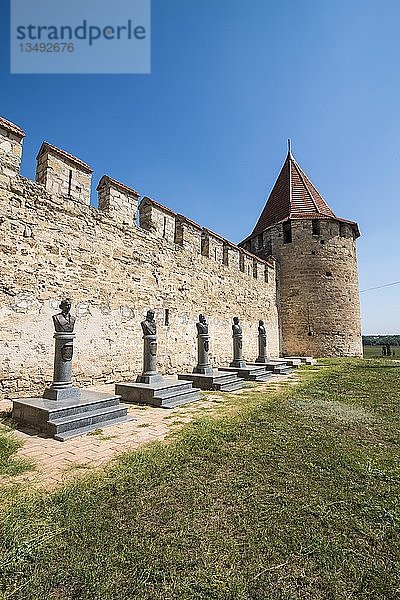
[141, 310, 156, 335]
[52, 299, 76, 333]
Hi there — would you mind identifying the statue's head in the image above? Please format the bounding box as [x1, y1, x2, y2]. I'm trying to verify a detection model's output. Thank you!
[233, 316, 239, 324]
[259, 319, 264, 326]
[146, 310, 155, 321]
[59, 299, 71, 314]
[199, 314, 206, 324]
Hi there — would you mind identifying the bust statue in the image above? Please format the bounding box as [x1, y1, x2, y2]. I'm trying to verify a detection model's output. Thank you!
[258, 319, 266, 336]
[141, 310, 156, 336]
[196, 314, 208, 335]
[52, 299, 76, 332]
[232, 316, 242, 335]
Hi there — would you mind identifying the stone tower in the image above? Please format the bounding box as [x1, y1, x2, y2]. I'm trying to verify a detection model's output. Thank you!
[240, 147, 362, 357]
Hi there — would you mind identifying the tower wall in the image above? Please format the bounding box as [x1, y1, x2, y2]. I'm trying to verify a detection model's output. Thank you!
[250, 218, 362, 357]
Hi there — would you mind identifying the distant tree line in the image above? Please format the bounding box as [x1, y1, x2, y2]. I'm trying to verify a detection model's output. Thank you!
[363, 335, 400, 347]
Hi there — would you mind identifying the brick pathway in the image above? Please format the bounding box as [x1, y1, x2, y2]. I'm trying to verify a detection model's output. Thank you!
[1, 373, 301, 489]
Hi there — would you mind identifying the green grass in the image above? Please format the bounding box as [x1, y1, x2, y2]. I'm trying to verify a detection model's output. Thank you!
[0, 359, 399, 599]
[0, 414, 35, 477]
[363, 345, 399, 358]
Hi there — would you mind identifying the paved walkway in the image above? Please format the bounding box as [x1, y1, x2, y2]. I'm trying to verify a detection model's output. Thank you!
[0, 373, 301, 489]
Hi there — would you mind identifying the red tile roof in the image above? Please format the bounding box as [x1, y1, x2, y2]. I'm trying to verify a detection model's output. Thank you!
[242, 151, 359, 241]
[0, 116, 25, 138]
[37, 142, 93, 174]
[97, 175, 139, 197]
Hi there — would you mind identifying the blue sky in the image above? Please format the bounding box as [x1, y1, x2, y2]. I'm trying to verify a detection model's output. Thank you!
[1, 0, 399, 334]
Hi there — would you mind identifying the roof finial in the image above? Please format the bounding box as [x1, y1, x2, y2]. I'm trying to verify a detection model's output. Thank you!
[288, 139, 292, 155]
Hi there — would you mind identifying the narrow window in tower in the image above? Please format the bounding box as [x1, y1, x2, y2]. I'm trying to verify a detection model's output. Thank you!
[264, 266, 269, 282]
[283, 221, 292, 244]
[312, 219, 320, 235]
[257, 234, 263, 250]
[223, 246, 229, 266]
[162, 216, 167, 238]
[239, 253, 245, 272]
[339, 222, 346, 237]
[164, 309, 170, 326]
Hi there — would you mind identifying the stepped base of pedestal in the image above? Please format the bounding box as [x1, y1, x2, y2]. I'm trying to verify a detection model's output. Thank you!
[248, 360, 292, 375]
[284, 356, 316, 366]
[275, 357, 301, 367]
[12, 391, 133, 442]
[178, 370, 245, 392]
[218, 365, 273, 382]
[115, 377, 202, 408]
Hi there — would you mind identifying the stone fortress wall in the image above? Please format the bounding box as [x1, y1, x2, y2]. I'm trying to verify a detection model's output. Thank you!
[0, 117, 279, 401]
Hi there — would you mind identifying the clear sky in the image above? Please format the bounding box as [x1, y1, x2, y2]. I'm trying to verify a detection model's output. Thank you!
[1, 0, 399, 334]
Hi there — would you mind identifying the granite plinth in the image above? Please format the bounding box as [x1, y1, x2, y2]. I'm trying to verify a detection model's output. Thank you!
[193, 365, 213, 375]
[284, 356, 316, 365]
[12, 390, 134, 442]
[42, 385, 81, 401]
[218, 365, 273, 382]
[178, 370, 245, 392]
[136, 373, 164, 385]
[115, 377, 202, 408]
[278, 357, 301, 367]
[248, 360, 292, 375]
[229, 360, 247, 369]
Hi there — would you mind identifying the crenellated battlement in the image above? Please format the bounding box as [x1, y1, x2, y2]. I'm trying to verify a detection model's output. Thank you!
[97, 175, 139, 226]
[138, 197, 274, 276]
[0, 114, 279, 400]
[0, 116, 25, 177]
[0, 115, 274, 279]
[36, 141, 93, 205]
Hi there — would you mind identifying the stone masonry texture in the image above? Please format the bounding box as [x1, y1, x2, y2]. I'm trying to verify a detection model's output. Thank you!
[248, 219, 363, 357]
[0, 117, 278, 401]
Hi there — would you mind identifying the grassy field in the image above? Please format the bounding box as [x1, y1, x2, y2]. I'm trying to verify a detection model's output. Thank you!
[363, 345, 399, 358]
[0, 419, 34, 478]
[0, 359, 399, 599]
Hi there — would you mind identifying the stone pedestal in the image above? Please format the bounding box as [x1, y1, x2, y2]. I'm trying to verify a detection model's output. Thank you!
[12, 302, 134, 441]
[284, 355, 316, 365]
[13, 391, 133, 442]
[178, 371, 245, 392]
[116, 377, 202, 409]
[193, 333, 213, 375]
[117, 318, 201, 408]
[255, 333, 268, 364]
[43, 332, 80, 400]
[136, 334, 163, 385]
[246, 359, 292, 375]
[219, 364, 273, 382]
[178, 317, 245, 392]
[230, 333, 246, 369]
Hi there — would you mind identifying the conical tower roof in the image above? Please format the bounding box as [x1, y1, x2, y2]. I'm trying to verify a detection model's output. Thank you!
[243, 148, 359, 241]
